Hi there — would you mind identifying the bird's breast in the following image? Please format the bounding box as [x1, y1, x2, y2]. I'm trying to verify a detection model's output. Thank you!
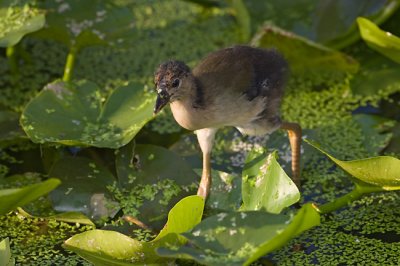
[170, 93, 268, 131]
[170, 101, 205, 130]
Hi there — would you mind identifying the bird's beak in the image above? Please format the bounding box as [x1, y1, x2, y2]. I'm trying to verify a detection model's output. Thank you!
[154, 87, 170, 115]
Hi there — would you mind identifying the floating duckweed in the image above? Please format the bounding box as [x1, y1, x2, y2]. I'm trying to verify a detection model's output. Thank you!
[0, 212, 92, 265]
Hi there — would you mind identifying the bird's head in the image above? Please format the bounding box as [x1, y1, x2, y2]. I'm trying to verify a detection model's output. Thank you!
[153, 60, 192, 114]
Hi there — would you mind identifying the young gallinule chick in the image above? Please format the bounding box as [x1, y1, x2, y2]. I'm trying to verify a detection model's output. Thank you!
[154, 45, 301, 199]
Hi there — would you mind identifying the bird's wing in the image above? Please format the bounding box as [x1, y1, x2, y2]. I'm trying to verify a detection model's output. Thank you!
[193, 46, 288, 102]
[192, 46, 255, 98]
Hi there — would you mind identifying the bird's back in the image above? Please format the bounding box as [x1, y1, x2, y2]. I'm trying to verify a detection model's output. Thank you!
[193, 45, 288, 101]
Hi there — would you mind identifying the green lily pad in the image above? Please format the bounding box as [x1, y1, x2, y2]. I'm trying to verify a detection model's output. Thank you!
[251, 24, 359, 76]
[357, 17, 400, 64]
[241, 150, 300, 214]
[115, 142, 198, 230]
[306, 139, 400, 190]
[0, 178, 60, 215]
[48, 156, 118, 220]
[35, 0, 134, 49]
[0, 1, 45, 47]
[157, 203, 320, 266]
[64, 195, 205, 265]
[16, 207, 95, 226]
[20, 80, 154, 149]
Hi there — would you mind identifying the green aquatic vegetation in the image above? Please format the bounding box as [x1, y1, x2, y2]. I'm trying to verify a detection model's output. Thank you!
[0, 238, 13, 266]
[0, 211, 93, 265]
[0, 1, 45, 47]
[358, 17, 400, 64]
[63, 196, 204, 265]
[1, 0, 400, 264]
[20, 80, 155, 148]
[0, 178, 60, 215]
[158, 203, 320, 266]
[251, 24, 359, 79]
[241, 150, 300, 214]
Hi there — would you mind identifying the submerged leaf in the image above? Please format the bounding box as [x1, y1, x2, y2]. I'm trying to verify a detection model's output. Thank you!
[241, 150, 299, 214]
[0, 178, 60, 215]
[64, 195, 204, 265]
[0, 110, 27, 147]
[49, 156, 118, 220]
[20, 80, 154, 149]
[306, 139, 400, 190]
[157, 203, 320, 266]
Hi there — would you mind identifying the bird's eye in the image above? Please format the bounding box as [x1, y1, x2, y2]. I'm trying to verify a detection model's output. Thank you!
[172, 79, 180, 88]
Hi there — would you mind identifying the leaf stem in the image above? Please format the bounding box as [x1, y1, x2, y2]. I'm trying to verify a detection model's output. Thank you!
[63, 45, 79, 82]
[6, 45, 19, 83]
[318, 183, 382, 214]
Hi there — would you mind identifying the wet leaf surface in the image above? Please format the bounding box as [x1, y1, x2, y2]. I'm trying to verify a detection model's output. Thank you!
[306, 140, 400, 190]
[0, 1, 45, 47]
[16, 207, 95, 226]
[0, 178, 60, 215]
[48, 156, 118, 220]
[246, 0, 400, 48]
[358, 17, 400, 64]
[64, 195, 204, 265]
[20, 80, 154, 149]
[157, 203, 320, 266]
[251, 24, 359, 76]
[0, 238, 13, 266]
[34, 0, 134, 48]
[115, 142, 198, 230]
[353, 114, 395, 154]
[242, 150, 300, 214]
[0, 110, 27, 147]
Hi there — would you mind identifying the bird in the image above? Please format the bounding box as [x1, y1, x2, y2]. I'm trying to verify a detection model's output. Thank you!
[153, 45, 301, 199]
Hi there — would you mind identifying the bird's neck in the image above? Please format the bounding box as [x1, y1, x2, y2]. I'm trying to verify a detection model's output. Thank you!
[170, 78, 207, 130]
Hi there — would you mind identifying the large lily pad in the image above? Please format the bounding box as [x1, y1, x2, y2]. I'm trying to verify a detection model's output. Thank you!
[35, 0, 134, 49]
[357, 17, 400, 64]
[0, 1, 45, 47]
[157, 203, 320, 266]
[20, 80, 154, 148]
[241, 150, 300, 214]
[48, 156, 118, 220]
[64, 195, 204, 265]
[251, 24, 359, 76]
[0, 178, 60, 215]
[306, 140, 400, 190]
[115, 142, 198, 230]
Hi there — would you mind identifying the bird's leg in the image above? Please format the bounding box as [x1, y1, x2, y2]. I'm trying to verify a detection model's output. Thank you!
[280, 122, 302, 187]
[195, 128, 217, 199]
